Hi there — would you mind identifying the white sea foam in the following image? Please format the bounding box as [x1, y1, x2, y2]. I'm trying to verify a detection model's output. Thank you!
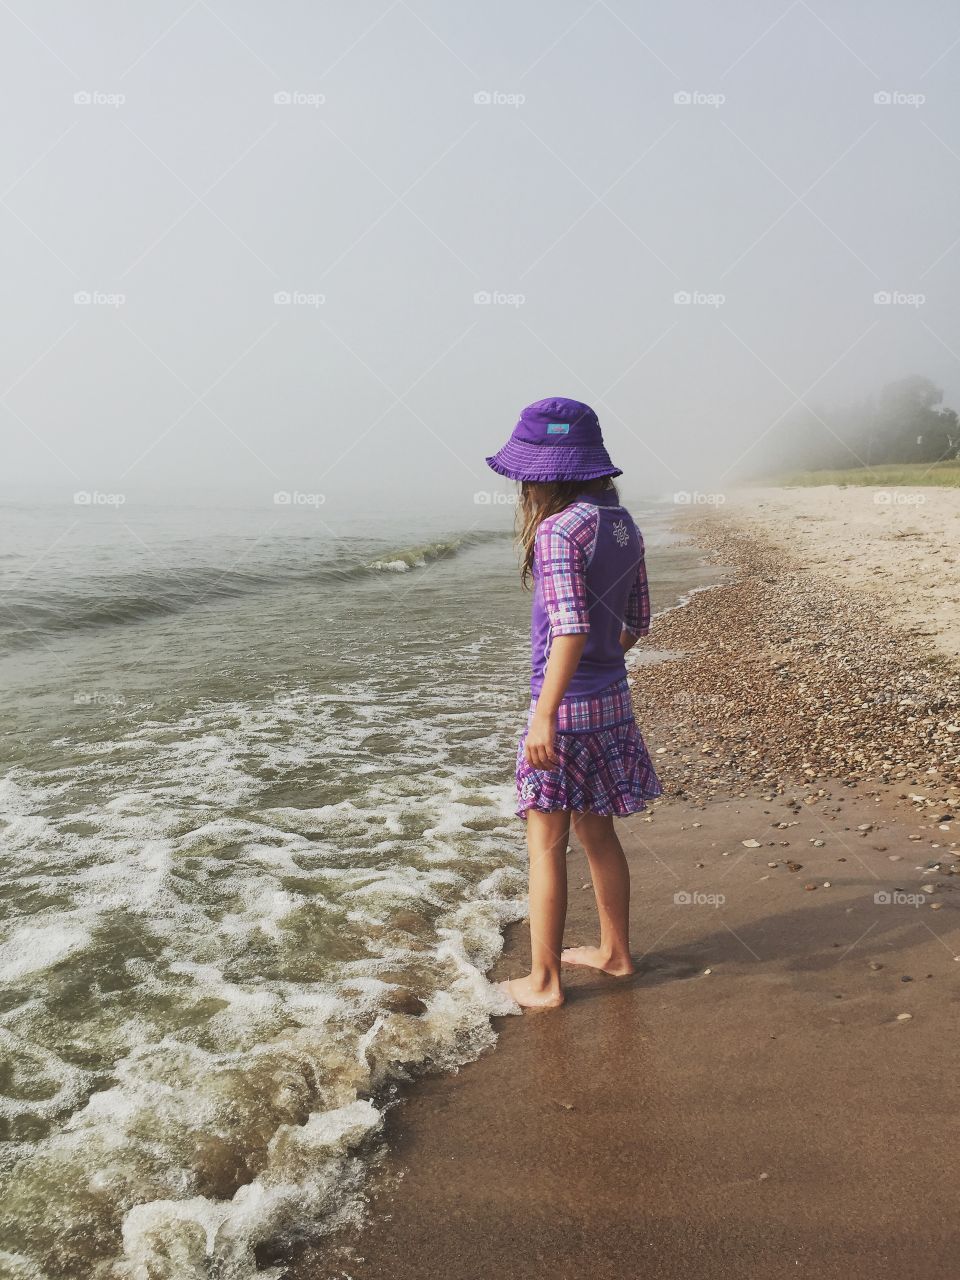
[0, 922, 92, 983]
[0, 678, 527, 1278]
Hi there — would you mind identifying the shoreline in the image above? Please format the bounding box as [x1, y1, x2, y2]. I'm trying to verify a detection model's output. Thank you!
[292, 500, 960, 1280]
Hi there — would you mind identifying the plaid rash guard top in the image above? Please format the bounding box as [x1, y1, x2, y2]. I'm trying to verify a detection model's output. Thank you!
[530, 489, 649, 705]
[517, 488, 662, 817]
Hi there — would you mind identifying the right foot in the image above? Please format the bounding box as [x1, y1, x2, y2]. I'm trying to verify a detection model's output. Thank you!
[499, 977, 565, 1009]
[560, 946, 636, 977]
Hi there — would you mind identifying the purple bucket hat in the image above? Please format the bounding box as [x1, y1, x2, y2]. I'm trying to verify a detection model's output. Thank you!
[485, 397, 622, 482]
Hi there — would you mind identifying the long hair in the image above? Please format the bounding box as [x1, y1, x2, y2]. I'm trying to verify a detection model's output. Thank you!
[517, 477, 617, 587]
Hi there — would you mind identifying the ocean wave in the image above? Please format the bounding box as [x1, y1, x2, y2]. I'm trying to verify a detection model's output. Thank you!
[366, 533, 499, 573]
[0, 530, 509, 649]
[0, 689, 526, 1278]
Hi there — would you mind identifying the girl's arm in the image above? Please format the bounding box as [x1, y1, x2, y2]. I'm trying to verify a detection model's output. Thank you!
[524, 634, 587, 768]
[525, 515, 594, 769]
[620, 533, 650, 652]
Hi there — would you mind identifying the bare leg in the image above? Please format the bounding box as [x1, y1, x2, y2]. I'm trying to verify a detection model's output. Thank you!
[561, 811, 635, 976]
[500, 809, 569, 1009]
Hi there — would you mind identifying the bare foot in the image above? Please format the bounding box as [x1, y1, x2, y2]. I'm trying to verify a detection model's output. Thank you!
[561, 946, 636, 977]
[499, 976, 565, 1009]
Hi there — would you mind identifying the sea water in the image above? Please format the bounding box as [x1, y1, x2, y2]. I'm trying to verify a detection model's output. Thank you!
[0, 495, 719, 1279]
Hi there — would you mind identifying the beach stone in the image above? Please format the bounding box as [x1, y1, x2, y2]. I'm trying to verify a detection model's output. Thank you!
[896, 1012, 913, 1021]
[868, 961, 883, 970]
[742, 839, 761, 848]
[786, 860, 803, 872]
[382, 987, 428, 1016]
[804, 883, 817, 891]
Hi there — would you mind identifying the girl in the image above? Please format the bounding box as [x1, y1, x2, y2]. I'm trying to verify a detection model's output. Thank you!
[485, 397, 662, 1009]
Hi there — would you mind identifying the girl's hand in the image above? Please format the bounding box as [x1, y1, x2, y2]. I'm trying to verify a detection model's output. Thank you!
[524, 709, 559, 769]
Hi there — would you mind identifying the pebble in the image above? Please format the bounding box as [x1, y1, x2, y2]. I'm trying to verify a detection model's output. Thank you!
[896, 1013, 913, 1022]
[742, 839, 761, 848]
[786, 861, 803, 872]
[811, 839, 825, 847]
[822, 881, 831, 888]
[381, 987, 428, 1016]
[804, 882, 817, 891]
[635, 521, 960, 803]
[767, 861, 779, 868]
[868, 961, 883, 970]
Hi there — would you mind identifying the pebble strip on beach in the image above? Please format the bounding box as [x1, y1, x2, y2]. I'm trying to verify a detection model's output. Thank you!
[634, 512, 960, 807]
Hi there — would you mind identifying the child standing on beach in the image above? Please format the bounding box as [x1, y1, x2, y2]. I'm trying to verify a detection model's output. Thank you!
[485, 398, 662, 1009]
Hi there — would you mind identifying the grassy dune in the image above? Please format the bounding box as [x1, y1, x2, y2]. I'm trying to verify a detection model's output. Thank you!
[770, 461, 960, 487]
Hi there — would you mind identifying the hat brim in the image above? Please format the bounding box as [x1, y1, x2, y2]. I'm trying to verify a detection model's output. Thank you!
[485, 438, 622, 483]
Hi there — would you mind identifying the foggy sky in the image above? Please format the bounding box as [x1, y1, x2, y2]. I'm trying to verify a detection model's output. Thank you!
[3, 0, 960, 505]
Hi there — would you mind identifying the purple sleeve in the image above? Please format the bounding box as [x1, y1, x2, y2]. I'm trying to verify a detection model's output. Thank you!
[534, 514, 594, 636]
[623, 532, 650, 636]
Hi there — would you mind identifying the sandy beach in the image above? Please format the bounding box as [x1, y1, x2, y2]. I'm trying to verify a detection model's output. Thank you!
[291, 488, 960, 1280]
[724, 485, 960, 663]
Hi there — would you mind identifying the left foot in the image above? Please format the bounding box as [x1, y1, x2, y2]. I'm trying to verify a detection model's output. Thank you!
[561, 946, 636, 976]
[499, 976, 565, 1009]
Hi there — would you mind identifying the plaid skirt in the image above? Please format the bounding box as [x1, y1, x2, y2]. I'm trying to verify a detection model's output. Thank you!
[515, 677, 662, 819]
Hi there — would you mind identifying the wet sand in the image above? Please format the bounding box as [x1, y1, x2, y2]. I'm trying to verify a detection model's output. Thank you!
[293, 505, 960, 1280]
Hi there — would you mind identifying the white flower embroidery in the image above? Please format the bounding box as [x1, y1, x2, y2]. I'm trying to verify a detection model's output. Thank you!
[612, 518, 630, 548]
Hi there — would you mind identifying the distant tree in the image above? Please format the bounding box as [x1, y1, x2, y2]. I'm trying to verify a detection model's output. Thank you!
[874, 375, 955, 463]
[748, 375, 959, 476]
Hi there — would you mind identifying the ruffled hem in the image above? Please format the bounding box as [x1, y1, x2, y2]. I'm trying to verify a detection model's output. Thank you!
[515, 719, 662, 819]
[485, 439, 622, 483]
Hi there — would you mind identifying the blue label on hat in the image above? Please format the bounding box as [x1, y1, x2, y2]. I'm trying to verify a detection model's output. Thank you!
[546, 423, 570, 434]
